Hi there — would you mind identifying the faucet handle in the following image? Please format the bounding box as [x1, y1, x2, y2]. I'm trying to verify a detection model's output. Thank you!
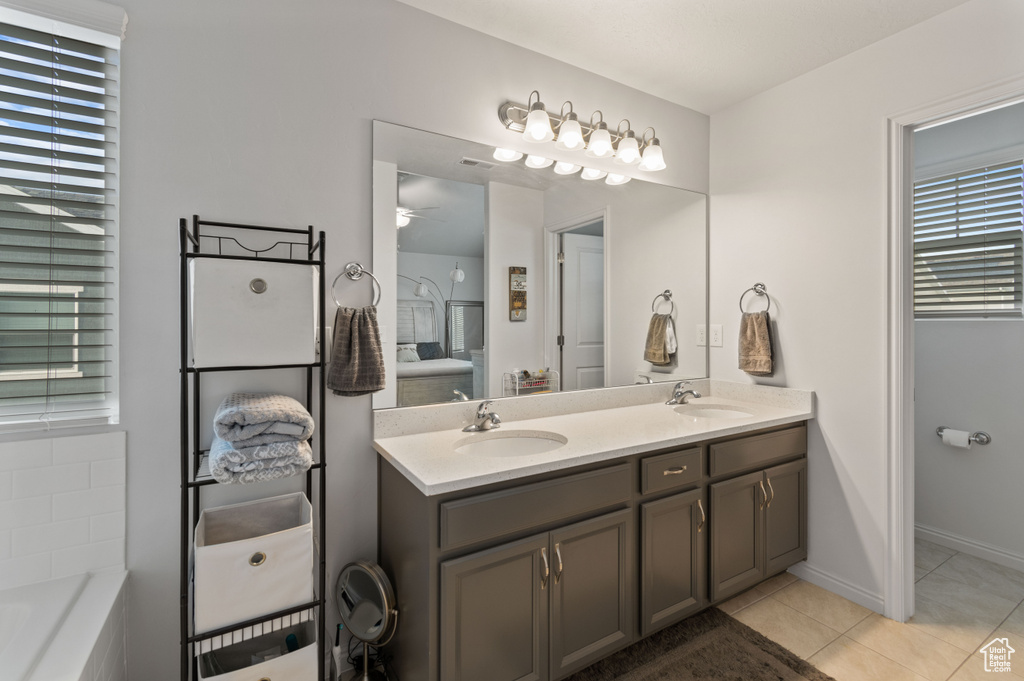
[477, 400, 493, 417]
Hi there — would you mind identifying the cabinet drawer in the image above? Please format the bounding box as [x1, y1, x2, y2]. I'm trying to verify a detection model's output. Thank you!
[709, 425, 806, 478]
[439, 464, 631, 551]
[640, 447, 702, 495]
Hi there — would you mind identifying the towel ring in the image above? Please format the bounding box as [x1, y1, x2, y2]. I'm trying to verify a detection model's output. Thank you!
[651, 290, 675, 315]
[331, 262, 381, 307]
[739, 282, 771, 313]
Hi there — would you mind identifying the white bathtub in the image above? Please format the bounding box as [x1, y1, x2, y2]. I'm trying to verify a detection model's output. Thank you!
[0, 571, 127, 681]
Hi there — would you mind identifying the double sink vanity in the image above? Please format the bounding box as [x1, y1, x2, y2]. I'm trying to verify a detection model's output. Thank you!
[373, 379, 814, 681]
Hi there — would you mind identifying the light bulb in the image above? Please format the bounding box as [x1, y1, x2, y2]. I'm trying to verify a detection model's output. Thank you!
[493, 147, 524, 162]
[449, 267, 465, 283]
[553, 161, 581, 175]
[580, 168, 608, 181]
[396, 210, 411, 227]
[523, 104, 555, 143]
[413, 282, 428, 297]
[614, 133, 641, 165]
[555, 116, 585, 151]
[605, 173, 631, 185]
[525, 155, 554, 169]
[638, 139, 666, 171]
[586, 124, 614, 158]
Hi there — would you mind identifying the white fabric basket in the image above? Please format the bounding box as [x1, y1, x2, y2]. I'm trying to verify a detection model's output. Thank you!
[197, 621, 317, 680]
[194, 493, 313, 634]
[190, 259, 318, 367]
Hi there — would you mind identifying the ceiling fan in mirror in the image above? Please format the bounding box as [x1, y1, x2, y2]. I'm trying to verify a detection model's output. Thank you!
[395, 206, 441, 227]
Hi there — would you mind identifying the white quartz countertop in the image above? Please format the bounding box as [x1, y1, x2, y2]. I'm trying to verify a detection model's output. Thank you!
[373, 388, 813, 496]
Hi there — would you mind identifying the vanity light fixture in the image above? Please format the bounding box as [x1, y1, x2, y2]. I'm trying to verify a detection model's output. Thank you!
[493, 147, 524, 162]
[638, 128, 666, 171]
[498, 93, 666, 170]
[522, 90, 555, 143]
[524, 155, 555, 169]
[580, 167, 608, 181]
[553, 161, 581, 175]
[605, 173, 631, 185]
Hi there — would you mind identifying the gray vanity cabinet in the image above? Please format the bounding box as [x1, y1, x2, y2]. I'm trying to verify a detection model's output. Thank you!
[708, 471, 766, 601]
[440, 509, 633, 681]
[640, 487, 706, 636]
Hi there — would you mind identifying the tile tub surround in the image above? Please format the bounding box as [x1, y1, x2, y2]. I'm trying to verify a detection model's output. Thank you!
[373, 381, 813, 495]
[0, 431, 126, 591]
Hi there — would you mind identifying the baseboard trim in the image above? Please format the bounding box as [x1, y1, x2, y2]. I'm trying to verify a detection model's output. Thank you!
[915, 524, 1024, 574]
[786, 562, 884, 614]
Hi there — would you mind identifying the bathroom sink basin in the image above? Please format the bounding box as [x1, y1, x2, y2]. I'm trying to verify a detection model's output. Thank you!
[673, 405, 753, 419]
[455, 430, 568, 457]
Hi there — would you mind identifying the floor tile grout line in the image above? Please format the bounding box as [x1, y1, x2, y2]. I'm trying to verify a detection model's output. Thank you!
[765, 586, 871, 636]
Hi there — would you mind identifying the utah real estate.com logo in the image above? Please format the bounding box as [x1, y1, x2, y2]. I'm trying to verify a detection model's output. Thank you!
[980, 637, 1015, 673]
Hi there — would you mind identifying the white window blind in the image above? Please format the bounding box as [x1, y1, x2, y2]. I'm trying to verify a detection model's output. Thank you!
[0, 18, 119, 427]
[913, 160, 1023, 318]
[450, 304, 464, 354]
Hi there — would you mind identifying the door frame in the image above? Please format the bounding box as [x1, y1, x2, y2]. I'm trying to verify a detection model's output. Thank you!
[543, 207, 611, 386]
[884, 75, 1024, 622]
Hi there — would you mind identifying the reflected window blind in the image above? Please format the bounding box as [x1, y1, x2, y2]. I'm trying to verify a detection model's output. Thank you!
[913, 160, 1023, 318]
[0, 20, 119, 427]
[450, 305, 464, 354]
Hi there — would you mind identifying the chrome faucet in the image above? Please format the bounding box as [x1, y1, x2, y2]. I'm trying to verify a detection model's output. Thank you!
[666, 381, 702, 405]
[636, 375, 653, 384]
[462, 400, 502, 432]
[452, 390, 469, 401]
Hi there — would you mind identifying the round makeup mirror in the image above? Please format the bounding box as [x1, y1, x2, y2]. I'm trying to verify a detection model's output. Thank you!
[336, 561, 398, 681]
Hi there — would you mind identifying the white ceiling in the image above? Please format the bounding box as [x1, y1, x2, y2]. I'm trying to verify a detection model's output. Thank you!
[396, 0, 974, 114]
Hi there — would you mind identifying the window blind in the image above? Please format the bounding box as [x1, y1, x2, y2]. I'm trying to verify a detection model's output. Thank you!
[913, 160, 1023, 318]
[0, 19, 119, 427]
[450, 304, 465, 354]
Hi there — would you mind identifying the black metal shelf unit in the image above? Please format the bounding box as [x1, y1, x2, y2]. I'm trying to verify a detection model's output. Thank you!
[179, 215, 327, 680]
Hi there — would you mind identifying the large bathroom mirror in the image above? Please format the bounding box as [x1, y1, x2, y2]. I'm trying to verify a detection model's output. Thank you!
[372, 121, 708, 409]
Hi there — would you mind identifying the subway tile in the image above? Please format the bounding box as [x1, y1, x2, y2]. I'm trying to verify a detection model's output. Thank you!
[0, 471, 10, 500]
[52, 538, 124, 577]
[0, 529, 10, 560]
[0, 495, 52, 531]
[52, 485, 125, 521]
[11, 517, 89, 556]
[90, 458, 125, 488]
[90, 511, 125, 542]
[52, 431, 125, 464]
[13, 462, 90, 499]
[0, 551, 51, 590]
[0, 439, 52, 471]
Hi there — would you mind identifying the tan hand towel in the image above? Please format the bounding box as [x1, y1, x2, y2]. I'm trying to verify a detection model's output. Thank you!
[327, 306, 385, 396]
[739, 311, 773, 376]
[644, 313, 673, 366]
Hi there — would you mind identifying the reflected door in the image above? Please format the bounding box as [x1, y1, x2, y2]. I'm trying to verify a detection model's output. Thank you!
[562, 233, 605, 390]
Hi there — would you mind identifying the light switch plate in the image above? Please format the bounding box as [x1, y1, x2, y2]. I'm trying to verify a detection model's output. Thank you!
[710, 324, 723, 347]
[696, 324, 706, 346]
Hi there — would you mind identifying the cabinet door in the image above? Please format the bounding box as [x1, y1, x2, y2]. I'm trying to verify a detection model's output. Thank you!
[441, 534, 550, 681]
[641, 488, 706, 636]
[709, 470, 765, 602]
[764, 458, 807, 575]
[549, 509, 633, 679]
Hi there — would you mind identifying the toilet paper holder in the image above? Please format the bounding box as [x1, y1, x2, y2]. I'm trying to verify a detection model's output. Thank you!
[936, 426, 992, 446]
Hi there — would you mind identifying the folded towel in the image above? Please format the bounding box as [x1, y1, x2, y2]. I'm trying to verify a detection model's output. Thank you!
[327, 306, 385, 396]
[644, 313, 675, 366]
[213, 393, 314, 448]
[739, 311, 773, 376]
[208, 436, 313, 485]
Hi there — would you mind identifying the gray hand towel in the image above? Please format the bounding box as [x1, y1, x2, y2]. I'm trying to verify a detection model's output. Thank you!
[644, 313, 675, 366]
[328, 306, 385, 396]
[739, 311, 773, 376]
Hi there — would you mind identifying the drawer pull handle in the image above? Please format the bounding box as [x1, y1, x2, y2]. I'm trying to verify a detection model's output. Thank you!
[541, 547, 550, 589]
[663, 466, 688, 476]
[554, 543, 564, 584]
[697, 499, 706, 533]
[249, 551, 267, 567]
[758, 480, 767, 510]
[765, 477, 775, 509]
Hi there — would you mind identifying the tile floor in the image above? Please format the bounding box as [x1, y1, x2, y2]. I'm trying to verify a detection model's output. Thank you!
[721, 539, 1024, 681]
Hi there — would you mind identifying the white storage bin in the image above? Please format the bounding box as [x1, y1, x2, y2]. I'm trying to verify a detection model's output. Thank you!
[190, 259, 318, 367]
[194, 493, 313, 634]
[197, 621, 317, 680]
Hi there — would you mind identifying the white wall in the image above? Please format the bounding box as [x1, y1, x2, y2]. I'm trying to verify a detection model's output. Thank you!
[709, 0, 1024, 609]
[913, 103, 1024, 564]
[0, 2, 709, 678]
[486, 182, 547, 392]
